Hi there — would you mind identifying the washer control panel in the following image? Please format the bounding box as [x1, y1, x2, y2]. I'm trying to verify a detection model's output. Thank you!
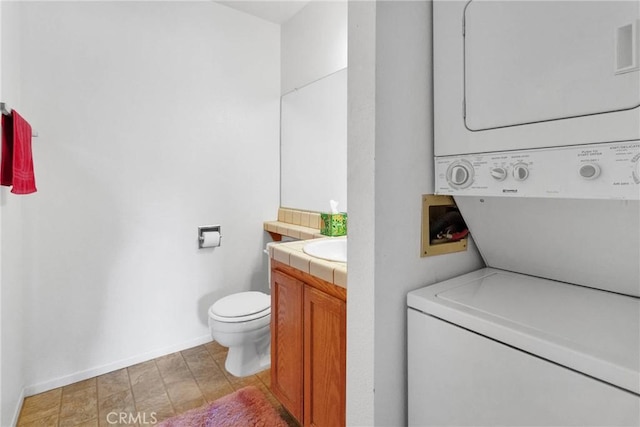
[435, 141, 640, 199]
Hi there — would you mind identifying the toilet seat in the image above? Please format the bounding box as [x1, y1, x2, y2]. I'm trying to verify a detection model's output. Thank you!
[209, 291, 271, 323]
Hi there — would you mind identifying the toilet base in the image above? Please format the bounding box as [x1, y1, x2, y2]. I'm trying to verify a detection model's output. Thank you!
[224, 335, 271, 377]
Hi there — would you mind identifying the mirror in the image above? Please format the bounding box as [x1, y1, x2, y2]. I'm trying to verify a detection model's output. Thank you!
[280, 68, 347, 213]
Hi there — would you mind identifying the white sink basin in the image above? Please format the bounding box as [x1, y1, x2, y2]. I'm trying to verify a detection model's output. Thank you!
[303, 239, 347, 263]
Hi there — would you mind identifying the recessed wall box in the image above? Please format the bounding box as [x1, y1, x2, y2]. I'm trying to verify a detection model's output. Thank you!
[421, 195, 468, 257]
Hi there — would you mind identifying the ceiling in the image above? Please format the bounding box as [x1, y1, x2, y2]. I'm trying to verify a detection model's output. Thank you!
[216, 1, 311, 25]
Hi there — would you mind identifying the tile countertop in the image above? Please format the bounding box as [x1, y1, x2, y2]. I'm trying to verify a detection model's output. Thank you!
[268, 238, 347, 289]
[263, 220, 325, 240]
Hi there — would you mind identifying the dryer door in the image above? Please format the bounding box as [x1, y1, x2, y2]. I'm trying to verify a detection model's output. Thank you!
[434, 0, 640, 156]
[464, 0, 639, 131]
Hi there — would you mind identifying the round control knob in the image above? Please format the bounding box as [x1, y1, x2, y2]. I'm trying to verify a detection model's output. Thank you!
[579, 163, 601, 180]
[512, 163, 529, 181]
[490, 167, 508, 181]
[446, 160, 474, 189]
[451, 166, 469, 185]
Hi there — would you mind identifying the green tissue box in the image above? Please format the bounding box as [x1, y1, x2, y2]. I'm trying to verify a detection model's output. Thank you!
[320, 212, 348, 236]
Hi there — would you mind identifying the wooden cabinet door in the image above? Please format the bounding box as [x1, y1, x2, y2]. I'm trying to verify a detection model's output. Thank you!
[303, 285, 346, 427]
[271, 270, 304, 421]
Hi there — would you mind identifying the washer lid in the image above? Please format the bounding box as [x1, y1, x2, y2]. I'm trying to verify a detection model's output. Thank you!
[407, 268, 640, 395]
[210, 291, 270, 319]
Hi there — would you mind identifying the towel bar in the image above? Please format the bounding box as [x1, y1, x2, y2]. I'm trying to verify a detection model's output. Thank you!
[1, 102, 39, 137]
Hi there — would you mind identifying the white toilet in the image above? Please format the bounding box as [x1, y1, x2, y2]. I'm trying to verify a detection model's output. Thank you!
[208, 291, 271, 377]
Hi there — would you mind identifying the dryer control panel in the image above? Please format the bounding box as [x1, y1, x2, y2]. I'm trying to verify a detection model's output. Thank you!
[435, 141, 640, 200]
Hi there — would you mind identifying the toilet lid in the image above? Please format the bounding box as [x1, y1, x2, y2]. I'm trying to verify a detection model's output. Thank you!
[209, 291, 270, 322]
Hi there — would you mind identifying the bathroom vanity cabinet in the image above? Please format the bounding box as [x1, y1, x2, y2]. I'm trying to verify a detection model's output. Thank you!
[270, 260, 346, 427]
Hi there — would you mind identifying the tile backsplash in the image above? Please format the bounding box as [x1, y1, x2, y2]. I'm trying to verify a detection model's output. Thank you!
[277, 208, 321, 229]
[265, 208, 325, 240]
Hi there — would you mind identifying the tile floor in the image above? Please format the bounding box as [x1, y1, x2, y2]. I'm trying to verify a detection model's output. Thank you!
[16, 342, 299, 427]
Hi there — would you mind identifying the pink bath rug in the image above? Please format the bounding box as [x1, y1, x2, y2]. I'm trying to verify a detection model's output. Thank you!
[157, 385, 289, 427]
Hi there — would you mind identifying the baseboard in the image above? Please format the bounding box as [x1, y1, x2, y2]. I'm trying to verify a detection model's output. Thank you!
[11, 387, 26, 427]
[23, 334, 212, 397]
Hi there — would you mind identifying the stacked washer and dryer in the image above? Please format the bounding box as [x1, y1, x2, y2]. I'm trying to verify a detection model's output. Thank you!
[408, 1, 640, 426]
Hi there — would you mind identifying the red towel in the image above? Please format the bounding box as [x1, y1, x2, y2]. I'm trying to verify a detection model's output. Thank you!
[0, 110, 36, 194]
[1, 113, 13, 186]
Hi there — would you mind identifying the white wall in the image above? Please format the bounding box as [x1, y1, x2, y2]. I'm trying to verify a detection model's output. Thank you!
[16, 1, 280, 395]
[0, 1, 2, 416]
[347, 1, 485, 425]
[346, 1, 376, 426]
[281, 0, 347, 94]
[1, 1, 28, 424]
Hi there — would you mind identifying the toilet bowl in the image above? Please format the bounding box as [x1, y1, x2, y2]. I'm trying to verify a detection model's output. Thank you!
[208, 291, 271, 377]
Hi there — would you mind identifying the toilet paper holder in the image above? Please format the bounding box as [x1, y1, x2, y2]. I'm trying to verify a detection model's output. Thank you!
[198, 225, 222, 249]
